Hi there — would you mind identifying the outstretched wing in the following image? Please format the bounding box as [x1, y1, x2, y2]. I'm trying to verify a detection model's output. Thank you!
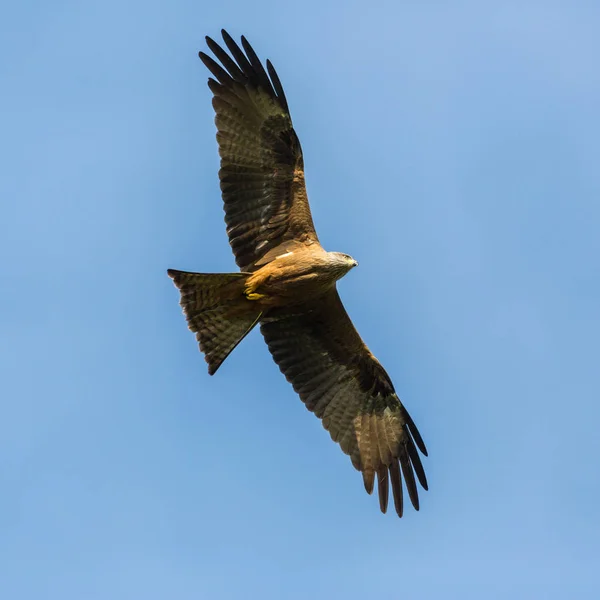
[200, 30, 319, 272]
[260, 290, 428, 517]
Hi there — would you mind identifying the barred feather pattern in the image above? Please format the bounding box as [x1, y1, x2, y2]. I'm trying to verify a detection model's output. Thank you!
[168, 270, 261, 375]
[200, 30, 319, 272]
[260, 289, 428, 517]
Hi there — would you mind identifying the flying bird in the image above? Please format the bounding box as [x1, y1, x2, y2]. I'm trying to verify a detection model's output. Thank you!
[168, 30, 428, 517]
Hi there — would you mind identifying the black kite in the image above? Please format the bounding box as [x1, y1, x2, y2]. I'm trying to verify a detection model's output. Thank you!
[168, 30, 428, 517]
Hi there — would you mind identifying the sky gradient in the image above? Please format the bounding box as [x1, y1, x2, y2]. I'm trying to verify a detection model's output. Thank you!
[2, 1, 600, 598]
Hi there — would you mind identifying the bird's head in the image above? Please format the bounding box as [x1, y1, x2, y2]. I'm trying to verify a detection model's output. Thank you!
[328, 252, 359, 277]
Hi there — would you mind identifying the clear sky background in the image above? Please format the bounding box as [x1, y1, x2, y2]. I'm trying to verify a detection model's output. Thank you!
[2, 1, 599, 598]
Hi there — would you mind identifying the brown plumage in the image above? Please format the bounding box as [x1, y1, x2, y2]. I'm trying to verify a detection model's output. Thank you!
[168, 30, 428, 517]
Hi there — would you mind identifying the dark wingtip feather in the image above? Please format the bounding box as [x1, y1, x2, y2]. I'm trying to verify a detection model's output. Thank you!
[220, 29, 235, 47]
[198, 51, 211, 68]
[201, 32, 290, 116]
[377, 467, 389, 514]
[363, 469, 375, 495]
[401, 406, 428, 456]
[198, 51, 233, 85]
[207, 78, 224, 96]
[206, 35, 246, 82]
[220, 30, 254, 78]
[266, 59, 290, 114]
[389, 460, 404, 518]
[406, 435, 429, 491]
[400, 453, 420, 511]
[240, 35, 277, 98]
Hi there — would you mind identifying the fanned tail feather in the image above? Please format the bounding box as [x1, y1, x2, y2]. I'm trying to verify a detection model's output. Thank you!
[168, 269, 261, 374]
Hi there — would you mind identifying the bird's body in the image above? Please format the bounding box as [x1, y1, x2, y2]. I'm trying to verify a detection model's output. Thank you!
[168, 30, 429, 517]
[244, 247, 358, 306]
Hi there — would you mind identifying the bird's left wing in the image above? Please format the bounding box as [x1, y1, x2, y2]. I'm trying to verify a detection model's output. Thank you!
[200, 30, 319, 272]
[260, 290, 429, 517]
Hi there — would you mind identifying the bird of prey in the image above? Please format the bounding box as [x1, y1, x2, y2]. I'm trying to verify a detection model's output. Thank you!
[168, 30, 428, 517]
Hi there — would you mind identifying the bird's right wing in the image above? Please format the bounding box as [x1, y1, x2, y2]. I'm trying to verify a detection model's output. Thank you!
[260, 289, 429, 517]
[200, 30, 320, 272]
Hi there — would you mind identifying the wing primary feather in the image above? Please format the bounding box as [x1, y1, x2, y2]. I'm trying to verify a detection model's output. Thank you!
[266, 59, 290, 114]
[207, 78, 224, 96]
[198, 51, 234, 85]
[240, 35, 277, 99]
[362, 469, 375, 495]
[399, 452, 420, 511]
[376, 466, 389, 513]
[205, 36, 246, 82]
[405, 432, 429, 490]
[401, 406, 428, 456]
[221, 29, 255, 82]
[389, 460, 404, 518]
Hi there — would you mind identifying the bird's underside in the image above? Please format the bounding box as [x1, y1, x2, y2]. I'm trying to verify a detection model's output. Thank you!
[168, 30, 429, 517]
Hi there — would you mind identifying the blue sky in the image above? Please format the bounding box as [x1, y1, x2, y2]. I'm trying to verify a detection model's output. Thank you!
[2, 1, 599, 597]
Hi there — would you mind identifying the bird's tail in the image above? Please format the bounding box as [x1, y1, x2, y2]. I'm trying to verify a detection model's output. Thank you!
[167, 269, 262, 375]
